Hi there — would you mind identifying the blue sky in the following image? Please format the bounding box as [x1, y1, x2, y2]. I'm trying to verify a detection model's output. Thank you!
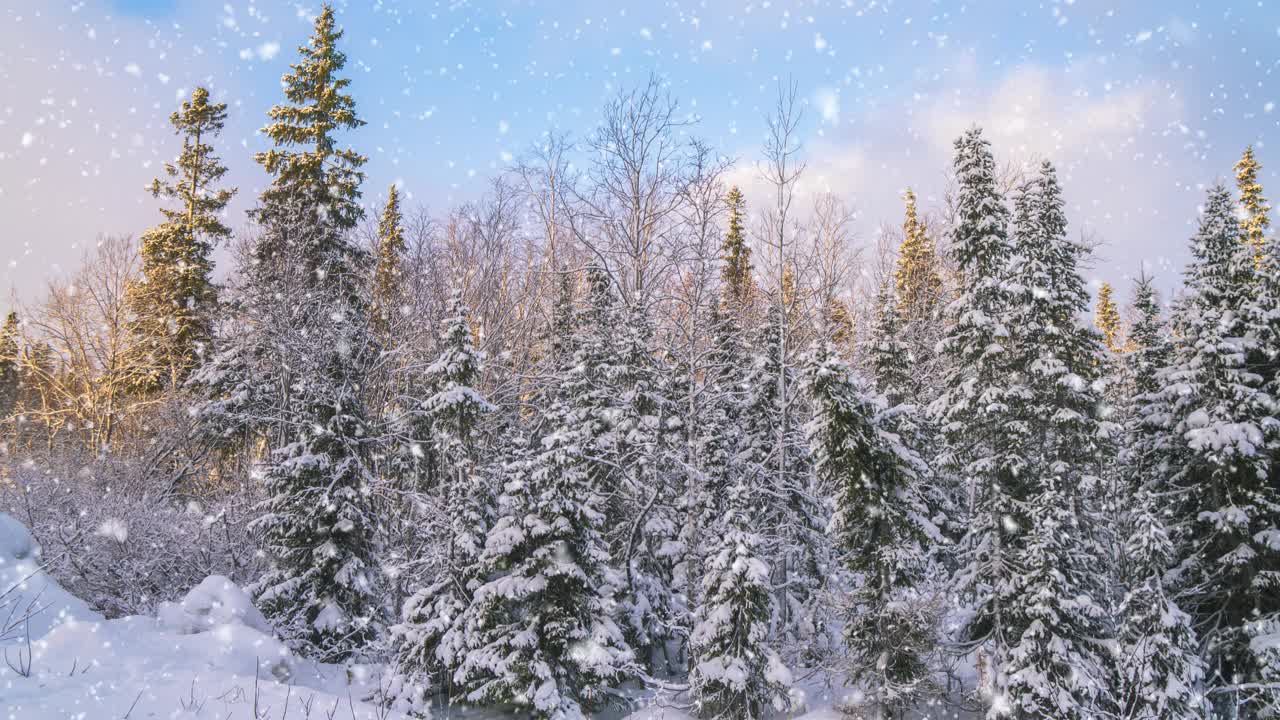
[1, 0, 1277, 305]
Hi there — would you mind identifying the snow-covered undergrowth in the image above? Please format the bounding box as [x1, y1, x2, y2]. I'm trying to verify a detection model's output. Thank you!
[0, 512, 965, 719]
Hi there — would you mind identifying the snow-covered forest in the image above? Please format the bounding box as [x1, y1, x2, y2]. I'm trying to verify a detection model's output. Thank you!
[1, 3, 1278, 719]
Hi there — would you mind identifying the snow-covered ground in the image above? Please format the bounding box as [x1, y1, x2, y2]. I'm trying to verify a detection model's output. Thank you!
[0, 512, 967, 719]
[0, 512, 407, 719]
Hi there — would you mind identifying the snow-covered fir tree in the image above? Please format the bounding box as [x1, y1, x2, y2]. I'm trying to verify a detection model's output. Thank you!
[1155, 183, 1280, 716]
[687, 480, 792, 719]
[389, 289, 495, 711]
[999, 160, 1114, 718]
[447, 271, 633, 719]
[1116, 486, 1209, 719]
[804, 339, 938, 719]
[930, 127, 1027, 708]
[612, 301, 686, 674]
[246, 219, 383, 661]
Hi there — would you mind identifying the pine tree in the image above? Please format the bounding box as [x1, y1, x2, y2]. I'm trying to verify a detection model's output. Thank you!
[1236, 145, 1272, 267]
[688, 480, 792, 720]
[131, 86, 234, 390]
[804, 340, 938, 718]
[1095, 282, 1123, 353]
[722, 186, 752, 310]
[372, 185, 407, 336]
[254, 3, 366, 248]
[390, 290, 495, 711]
[1158, 184, 1280, 716]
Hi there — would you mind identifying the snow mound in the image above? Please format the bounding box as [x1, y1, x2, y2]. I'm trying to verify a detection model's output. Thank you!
[0, 512, 100, 643]
[0, 512, 407, 719]
[157, 573, 273, 635]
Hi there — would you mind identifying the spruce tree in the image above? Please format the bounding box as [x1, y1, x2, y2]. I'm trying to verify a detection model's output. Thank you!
[1116, 490, 1209, 719]
[1158, 184, 1280, 716]
[931, 128, 1025, 706]
[1095, 282, 1123, 352]
[449, 332, 633, 717]
[390, 290, 494, 711]
[870, 276, 912, 408]
[1236, 145, 1272, 267]
[372, 185, 407, 336]
[612, 302, 684, 673]
[131, 86, 234, 390]
[804, 340, 938, 718]
[894, 187, 943, 325]
[194, 2, 370, 442]
[249, 247, 383, 661]
[722, 186, 752, 310]
[1001, 160, 1113, 718]
[254, 3, 366, 261]
[688, 480, 792, 719]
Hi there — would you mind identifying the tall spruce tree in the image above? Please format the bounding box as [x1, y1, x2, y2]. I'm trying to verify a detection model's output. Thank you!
[254, 3, 366, 266]
[1156, 184, 1280, 716]
[1000, 160, 1113, 718]
[688, 480, 792, 719]
[390, 290, 494, 711]
[372, 185, 407, 336]
[131, 86, 234, 390]
[1095, 282, 1123, 353]
[930, 127, 1027, 709]
[247, 222, 383, 661]
[805, 340, 938, 718]
[449, 295, 633, 717]
[722, 186, 752, 310]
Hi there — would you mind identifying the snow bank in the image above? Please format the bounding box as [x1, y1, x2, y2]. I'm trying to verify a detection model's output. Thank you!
[0, 512, 405, 719]
[0, 512, 100, 643]
[157, 573, 273, 635]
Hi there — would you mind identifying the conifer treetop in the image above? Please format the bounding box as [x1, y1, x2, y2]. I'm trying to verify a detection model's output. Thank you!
[1094, 282, 1123, 352]
[372, 185, 406, 332]
[255, 3, 366, 230]
[894, 187, 942, 320]
[1235, 145, 1271, 261]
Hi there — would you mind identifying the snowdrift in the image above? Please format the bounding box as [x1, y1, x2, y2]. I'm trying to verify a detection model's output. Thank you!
[0, 512, 405, 720]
